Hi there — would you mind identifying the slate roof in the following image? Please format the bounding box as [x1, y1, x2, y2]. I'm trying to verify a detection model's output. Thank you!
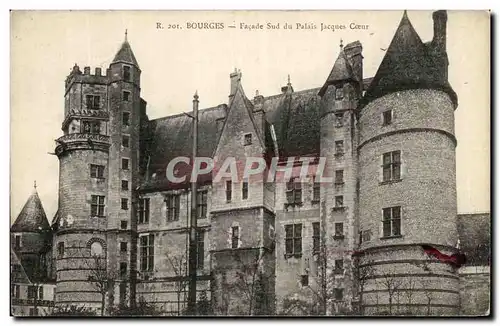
[11, 190, 51, 233]
[362, 11, 457, 108]
[457, 213, 491, 266]
[10, 249, 31, 284]
[112, 40, 140, 68]
[318, 50, 356, 96]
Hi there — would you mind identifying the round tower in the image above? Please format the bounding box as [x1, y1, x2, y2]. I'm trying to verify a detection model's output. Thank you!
[357, 11, 459, 316]
[53, 34, 142, 314]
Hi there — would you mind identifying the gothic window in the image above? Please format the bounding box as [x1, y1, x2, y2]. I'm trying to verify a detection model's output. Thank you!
[166, 194, 180, 222]
[285, 224, 302, 257]
[382, 206, 402, 237]
[197, 191, 207, 219]
[91, 195, 105, 217]
[138, 198, 150, 224]
[382, 151, 401, 182]
[231, 226, 239, 249]
[139, 234, 154, 272]
[312, 222, 320, 254]
[286, 178, 302, 205]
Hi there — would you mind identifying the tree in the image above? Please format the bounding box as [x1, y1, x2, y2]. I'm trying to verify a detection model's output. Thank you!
[165, 250, 189, 315]
[109, 296, 162, 316]
[86, 254, 115, 316]
[378, 269, 403, 315]
[352, 256, 374, 316]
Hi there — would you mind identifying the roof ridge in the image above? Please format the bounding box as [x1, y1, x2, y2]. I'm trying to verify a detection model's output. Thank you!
[149, 105, 227, 122]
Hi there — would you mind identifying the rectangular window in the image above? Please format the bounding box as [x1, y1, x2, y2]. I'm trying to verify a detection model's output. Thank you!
[231, 226, 239, 249]
[242, 182, 248, 200]
[15, 235, 20, 249]
[335, 170, 344, 184]
[12, 284, 20, 299]
[244, 133, 252, 146]
[121, 198, 129, 210]
[90, 164, 105, 179]
[382, 109, 393, 125]
[312, 177, 320, 202]
[122, 135, 130, 148]
[286, 178, 302, 205]
[382, 151, 401, 182]
[335, 141, 344, 155]
[300, 275, 309, 287]
[335, 112, 344, 127]
[166, 195, 180, 222]
[196, 230, 205, 269]
[82, 121, 100, 134]
[334, 288, 344, 301]
[334, 259, 344, 274]
[197, 191, 207, 219]
[285, 224, 302, 257]
[120, 242, 128, 252]
[139, 234, 154, 272]
[138, 198, 150, 224]
[57, 242, 64, 258]
[312, 222, 320, 254]
[123, 91, 131, 101]
[38, 286, 43, 300]
[121, 180, 129, 191]
[122, 158, 129, 170]
[335, 222, 344, 236]
[120, 262, 127, 278]
[85, 95, 101, 109]
[226, 181, 232, 202]
[123, 66, 131, 81]
[122, 112, 130, 126]
[382, 206, 402, 237]
[28, 285, 37, 299]
[335, 195, 344, 208]
[91, 195, 105, 217]
[120, 220, 128, 229]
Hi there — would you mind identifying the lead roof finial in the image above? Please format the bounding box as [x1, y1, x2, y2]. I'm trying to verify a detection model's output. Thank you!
[340, 38, 344, 50]
[287, 74, 291, 86]
[34, 180, 37, 190]
[125, 29, 128, 42]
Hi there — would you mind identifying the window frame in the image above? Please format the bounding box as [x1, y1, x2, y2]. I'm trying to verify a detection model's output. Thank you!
[382, 150, 401, 182]
[82, 120, 101, 134]
[312, 177, 320, 202]
[335, 195, 344, 208]
[285, 223, 302, 258]
[85, 94, 101, 110]
[197, 191, 207, 219]
[382, 206, 402, 238]
[138, 198, 150, 224]
[121, 180, 129, 191]
[334, 222, 344, 239]
[196, 230, 205, 269]
[120, 242, 128, 253]
[139, 234, 154, 272]
[122, 135, 130, 148]
[121, 198, 129, 210]
[122, 112, 130, 126]
[334, 259, 344, 274]
[121, 158, 129, 170]
[57, 242, 65, 259]
[382, 109, 393, 126]
[335, 140, 344, 156]
[91, 195, 105, 217]
[123, 90, 131, 102]
[123, 65, 131, 82]
[286, 178, 302, 205]
[335, 170, 344, 185]
[312, 222, 320, 254]
[244, 133, 252, 146]
[242, 181, 249, 200]
[231, 226, 240, 249]
[90, 164, 105, 179]
[120, 262, 128, 278]
[226, 181, 232, 202]
[166, 194, 180, 222]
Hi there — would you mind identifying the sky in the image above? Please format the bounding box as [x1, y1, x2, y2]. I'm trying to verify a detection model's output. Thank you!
[10, 10, 490, 223]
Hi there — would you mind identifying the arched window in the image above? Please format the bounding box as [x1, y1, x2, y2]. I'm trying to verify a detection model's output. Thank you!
[90, 241, 103, 257]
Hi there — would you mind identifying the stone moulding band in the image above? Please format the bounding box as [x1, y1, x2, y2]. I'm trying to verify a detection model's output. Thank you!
[357, 128, 457, 151]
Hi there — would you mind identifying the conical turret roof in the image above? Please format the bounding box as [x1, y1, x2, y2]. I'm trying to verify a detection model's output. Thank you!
[112, 39, 140, 68]
[319, 48, 355, 96]
[11, 189, 51, 233]
[362, 11, 457, 107]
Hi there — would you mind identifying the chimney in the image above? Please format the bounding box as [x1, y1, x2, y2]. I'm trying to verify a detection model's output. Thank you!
[281, 74, 294, 94]
[229, 68, 242, 98]
[343, 41, 363, 88]
[95, 67, 102, 76]
[432, 10, 447, 52]
[253, 90, 265, 112]
[84, 66, 91, 75]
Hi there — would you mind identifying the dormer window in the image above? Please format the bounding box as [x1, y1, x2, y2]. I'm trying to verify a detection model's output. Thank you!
[123, 66, 131, 81]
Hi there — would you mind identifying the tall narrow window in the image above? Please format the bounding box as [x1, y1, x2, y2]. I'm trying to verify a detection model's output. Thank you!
[38, 286, 44, 300]
[197, 191, 207, 219]
[242, 182, 248, 200]
[138, 198, 150, 224]
[382, 151, 401, 182]
[335, 141, 344, 155]
[122, 158, 129, 170]
[122, 112, 130, 126]
[312, 222, 320, 254]
[335, 195, 344, 208]
[120, 262, 127, 278]
[122, 135, 130, 148]
[226, 181, 232, 202]
[120, 242, 128, 252]
[123, 91, 131, 101]
[139, 234, 154, 272]
[231, 226, 240, 249]
[91, 195, 105, 217]
[15, 235, 20, 249]
[196, 230, 205, 269]
[13, 285, 20, 299]
[312, 177, 320, 202]
[286, 178, 302, 205]
[335, 222, 344, 237]
[335, 170, 344, 184]
[90, 164, 105, 179]
[121, 198, 129, 210]
[334, 259, 344, 274]
[166, 195, 180, 221]
[382, 206, 402, 237]
[285, 224, 302, 257]
[57, 242, 64, 259]
[382, 109, 393, 125]
[121, 180, 129, 190]
[123, 66, 131, 81]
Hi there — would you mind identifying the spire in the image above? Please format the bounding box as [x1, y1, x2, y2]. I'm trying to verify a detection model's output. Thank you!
[362, 10, 457, 108]
[193, 90, 199, 101]
[112, 32, 140, 68]
[33, 180, 37, 190]
[11, 190, 51, 233]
